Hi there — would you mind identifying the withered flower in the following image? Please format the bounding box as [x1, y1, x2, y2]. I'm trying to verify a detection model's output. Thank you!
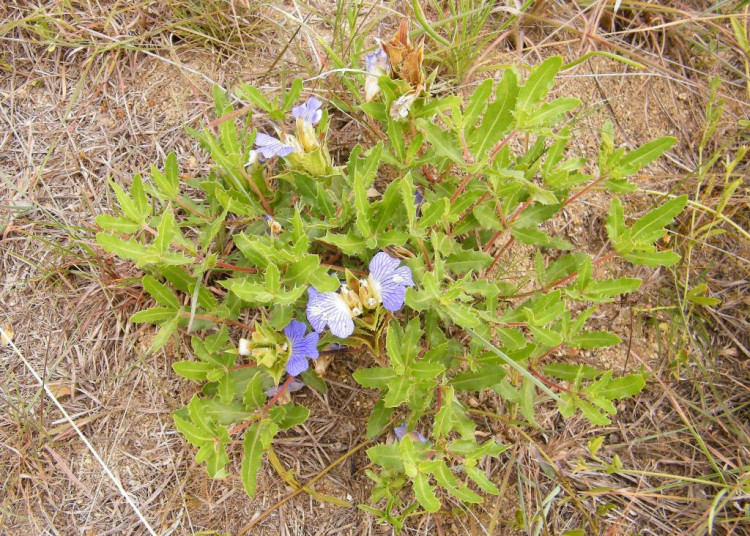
[381, 19, 424, 92]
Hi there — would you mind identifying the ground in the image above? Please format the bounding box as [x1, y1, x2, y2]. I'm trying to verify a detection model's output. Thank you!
[1, 1, 748, 535]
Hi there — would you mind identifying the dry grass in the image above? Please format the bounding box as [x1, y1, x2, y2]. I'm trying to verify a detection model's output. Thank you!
[1, 0, 748, 534]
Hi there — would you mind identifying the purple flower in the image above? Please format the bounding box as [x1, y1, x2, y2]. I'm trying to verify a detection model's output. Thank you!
[291, 97, 323, 126]
[306, 286, 355, 339]
[364, 49, 388, 102]
[266, 379, 305, 398]
[368, 252, 414, 312]
[254, 132, 297, 160]
[394, 423, 427, 443]
[367, 49, 388, 71]
[283, 320, 320, 376]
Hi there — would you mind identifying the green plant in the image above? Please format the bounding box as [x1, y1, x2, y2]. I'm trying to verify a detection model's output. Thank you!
[94, 34, 686, 530]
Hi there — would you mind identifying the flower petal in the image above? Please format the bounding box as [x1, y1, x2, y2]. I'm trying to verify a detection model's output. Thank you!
[379, 282, 408, 312]
[291, 97, 323, 125]
[369, 252, 402, 282]
[283, 319, 307, 343]
[285, 354, 309, 376]
[255, 132, 297, 159]
[306, 287, 355, 339]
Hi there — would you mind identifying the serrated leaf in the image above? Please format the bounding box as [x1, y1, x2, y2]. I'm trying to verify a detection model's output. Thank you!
[97, 232, 147, 261]
[466, 466, 499, 494]
[630, 195, 687, 244]
[516, 56, 563, 112]
[142, 275, 180, 309]
[384, 375, 411, 407]
[529, 325, 563, 346]
[416, 119, 464, 165]
[469, 68, 518, 159]
[525, 97, 579, 127]
[241, 422, 265, 497]
[413, 473, 441, 513]
[95, 214, 142, 233]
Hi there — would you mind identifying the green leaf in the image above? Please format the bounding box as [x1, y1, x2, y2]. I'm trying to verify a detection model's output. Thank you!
[130, 307, 177, 324]
[96, 232, 147, 261]
[585, 277, 642, 298]
[529, 325, 563, 346]
[525, 97, 579, 127]
[606, 198, 626, 243]
[353, 367, 397, 389]
[445, 250, 493, 274]
[418, 198, 449, 229]
[366, 399, 394, 439]
[629, 195, 687, 244]
[153, 153, 180, 199]
[172, 360, 214, 381]
[469, 68, 518, 159]
[516, 56, 563, 112]
[174, 414, 213, 446]
[600, 374, 646, 399]
[570, 331, 621, 349]
[237, 83, 273, 112]
[109, 180, 142, 223]
[623, 250, 681, 267]
[450, 366, 506, 391]
[384, 375, 412, 407]
[466, 466, 499, 495]
[270, 404, 310, 430]
[416, 119, 464, 165]
[367, 444, 403, 470]
[618, 137, 676, 177]
[152, 315, 179, 351]
[241, 422, 265, 497]
[142, 275, 180, 309]
[95, 214, 141, 233]
[543, 363, 601, 381]
[519, 378, 536, 424]
[463, 78, 493, 129]
[442, 303, 480, 329]
[413, 473, 441, 513]
[243, 373, 266, 409]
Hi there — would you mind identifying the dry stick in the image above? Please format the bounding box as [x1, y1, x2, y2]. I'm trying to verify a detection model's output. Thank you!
[1, 327, 158, 536]
[239, 438, 371, 534]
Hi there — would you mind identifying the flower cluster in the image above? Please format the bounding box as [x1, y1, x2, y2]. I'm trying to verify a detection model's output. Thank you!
[237, 252, 412, 385]
[307, 252, 414, 339]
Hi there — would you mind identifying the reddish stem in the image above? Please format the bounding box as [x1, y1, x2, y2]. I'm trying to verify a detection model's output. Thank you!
[228, 375, 296, 435]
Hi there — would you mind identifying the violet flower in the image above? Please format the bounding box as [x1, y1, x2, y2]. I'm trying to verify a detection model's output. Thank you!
[306, 286, 355, 339]
[366, 252, 414, 312]
[364, 49, 388, 102]
[394, 423, 427, 443]
[254, 131, 297, 160]
[283, 319, 320, 376]
[291, 97, 323, 126]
